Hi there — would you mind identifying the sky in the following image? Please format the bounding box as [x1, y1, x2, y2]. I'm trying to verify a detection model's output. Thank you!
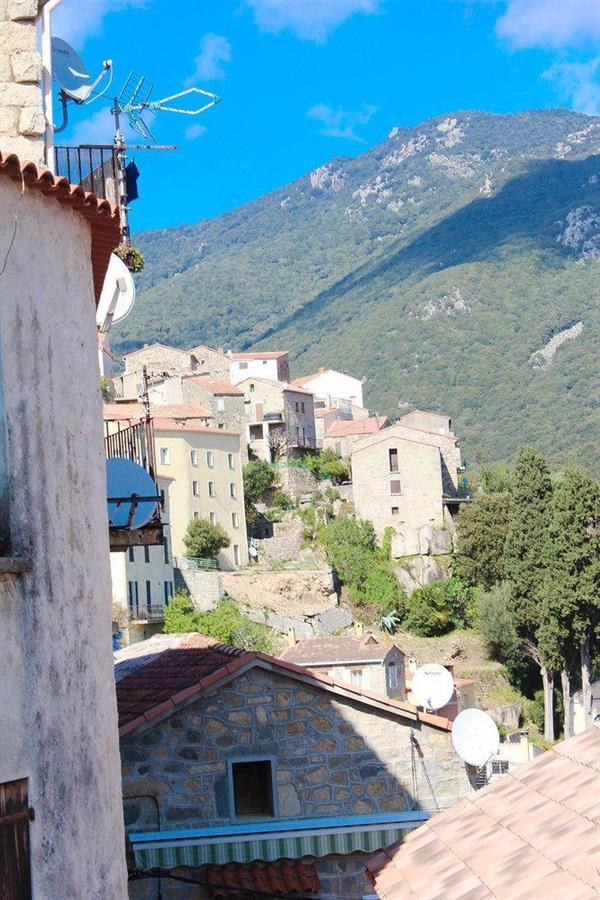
[52, 0, 600, 234]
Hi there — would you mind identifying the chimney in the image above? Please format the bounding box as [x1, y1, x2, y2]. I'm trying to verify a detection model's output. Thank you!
[287, 627, 296, 647]
[0, 0, 45, 165]
[354, 622, 364, 637]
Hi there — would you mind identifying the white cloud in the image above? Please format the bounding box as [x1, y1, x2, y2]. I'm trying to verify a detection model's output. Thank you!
[246, 0, 380, 42]
[307, 102, 378, 142]
[53, 0, 150, 47]
[496, 0, 600, 50]
[185, 34, 231, 86]
[544, 57, 600, 116]
[185, 123, 207, 140]
[66, 106, 153, 145]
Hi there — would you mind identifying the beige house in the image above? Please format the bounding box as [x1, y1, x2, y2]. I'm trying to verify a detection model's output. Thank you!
[230, 350, 290, 385]
[279, 634, 406, 699]
[0, 4, 128, 893]
[323, 415, 389, 458]
[238, 376, 316, 461]
[115, 342, 230, 399]
[293, 367, 365, 410]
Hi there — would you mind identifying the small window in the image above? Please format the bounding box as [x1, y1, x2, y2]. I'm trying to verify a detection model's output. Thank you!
[301, 401, 305, 414]
[351, 669, 363, 686]
[249, 383, 255, 392]
[210, 512, 216, 525]
[194, 511, 199, 520]
[391, 506, 399, 516]
[127, 580, 138, 609]
[192, 480, 199, 496]
[145, 580, 152, 606]
[190, 450, 198, 466]
[232, 512, 239, 529]
[231, 760, 274, 819]
[206, 451, 214, 468]
[164, 581, 173, 603]
[218, 423, 224, 429]
[390, 479, 402, 495]
[387, 661, 398, 688]
[228, 453, 235, 469]
[230, 482, 237, 499]
[144, 545, 150, 563]
[128, 547, 135, 562]
[389, 448, 399, 472]
[163, 537, 169, 565]
[335, 441, 342, 456]
[208, 481, 216, 497]
[239, 362, 248, 370]
[234, 544, 241, 566]
[295, 401, 299, 412]
[217, 397, 225, 412]
[491, 760, 509, 775]
[262, 360, 268, 365]
[159, 447, 170, 465]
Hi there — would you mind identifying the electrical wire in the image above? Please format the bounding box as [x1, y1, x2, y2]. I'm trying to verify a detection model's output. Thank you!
[129, 867, 342, 899]
[86, 63, 114, 104]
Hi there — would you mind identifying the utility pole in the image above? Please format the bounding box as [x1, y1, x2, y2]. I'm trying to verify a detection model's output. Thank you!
[111, 98, 131, 245]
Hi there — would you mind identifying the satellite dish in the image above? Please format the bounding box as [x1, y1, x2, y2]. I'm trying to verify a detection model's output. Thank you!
[106, 458, 158, 529]
[97, 254, 136, 333]
[411, 663, 454, 710]
[452, 709, 500, 768]
[51, 37, 93, 103]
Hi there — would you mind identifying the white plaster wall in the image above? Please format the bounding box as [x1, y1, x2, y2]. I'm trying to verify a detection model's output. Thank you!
[230, 357, 280, 384]
[0, 179, 127, 897]
[300, 370, 364, 408]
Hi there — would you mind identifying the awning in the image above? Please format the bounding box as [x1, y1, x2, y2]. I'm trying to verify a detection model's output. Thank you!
[129, 811, 429, 870]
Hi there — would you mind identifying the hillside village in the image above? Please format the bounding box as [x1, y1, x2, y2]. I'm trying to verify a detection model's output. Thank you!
[0, 4, 599, 900]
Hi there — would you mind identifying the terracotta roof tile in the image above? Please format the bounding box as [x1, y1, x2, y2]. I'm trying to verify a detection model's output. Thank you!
[365, 729, 600, 899]
[205, 859, 320, 897]
[0, 151, 120, 302]
[326, 416, 388, 437]
[231, 351, 288, 360]
[184, 375, 244, 395]
[279, 634, 398, 665]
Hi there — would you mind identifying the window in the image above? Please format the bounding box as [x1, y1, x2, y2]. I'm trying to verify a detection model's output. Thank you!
[335, 441, 342, 456]
[210, 512, 216, 525]
[217, 397, 225, 412]
[127, 580, 139, 610]
[390, 479, 402, 495]
[389, 448, 399, 472]
[208, 481, 215, 497]
[249, 383, 255, 392]
[128, 547, 135, 562]
[233, 544, 241, 566]
[144, 545, 150, 564]
[262, 360, 268, 365]
[146, 580, 152, 607]
[230, 482, 237, 499]
[163, 537, 169, 565]
[218, 423, 224, 429]
[350, 669, 363, 686]
[164, 581, 173, 603]
[159, 447, 170, 465]
[192, 480, 199, 496]
[230, 760, 275, 819]
[491, 760, 509, 776]
[391, 507, 399, 516]
[232, 512, 239, 529]
[387, 661, 398, 689]
[301, 401, 305, 414]
[228, 453, 235, 469]
[295, 401, 299, 412]
[206, 451, 214, 468]
[0, 778, 32, 896]
[239, 362, 248, 370]
[190, 450, 198, 466]
[194, 511, 200, 520]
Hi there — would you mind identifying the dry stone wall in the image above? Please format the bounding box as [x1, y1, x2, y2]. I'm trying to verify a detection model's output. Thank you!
[0, 0, 45, 163]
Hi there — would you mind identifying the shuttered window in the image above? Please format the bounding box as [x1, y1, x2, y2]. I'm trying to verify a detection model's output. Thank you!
[390, 479, 402, 495]
[0, 778, 33, 899]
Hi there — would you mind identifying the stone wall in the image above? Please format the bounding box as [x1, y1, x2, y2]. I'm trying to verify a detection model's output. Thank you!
[0, 0, 45, 163]
[254, 515, 304, 563]
[278, 464, 321, 498]
[175, 562, 224, 611]
[122, 666, 470, 899]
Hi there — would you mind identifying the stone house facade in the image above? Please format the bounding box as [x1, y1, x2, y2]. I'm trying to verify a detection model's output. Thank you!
[238, 376, 316, 461]
[189, 344, 230, 377]
[0, 0, 45, 164]
[118, 636, 470, 900]
[323, 415, 389, 459]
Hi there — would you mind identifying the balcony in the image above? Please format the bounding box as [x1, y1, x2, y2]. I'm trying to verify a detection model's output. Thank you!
[129, 604, 165, 624]
[55, 145, 119, 207]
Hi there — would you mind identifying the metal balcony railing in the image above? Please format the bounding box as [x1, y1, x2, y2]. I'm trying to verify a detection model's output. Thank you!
[104, 419, 157, 481]
[55, 144, 119, 207]
[129, 605, 165, 624]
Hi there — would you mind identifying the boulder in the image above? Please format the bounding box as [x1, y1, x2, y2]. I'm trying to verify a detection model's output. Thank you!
[431, 528, 453, 555]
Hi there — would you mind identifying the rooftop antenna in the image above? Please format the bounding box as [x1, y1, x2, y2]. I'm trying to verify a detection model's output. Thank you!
[452, 708, 500, 772]
[411, 663, 455, 711]
[51, 37, 113, 132]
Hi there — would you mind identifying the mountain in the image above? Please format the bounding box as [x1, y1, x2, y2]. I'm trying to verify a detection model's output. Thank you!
[113, 109, 600, 472]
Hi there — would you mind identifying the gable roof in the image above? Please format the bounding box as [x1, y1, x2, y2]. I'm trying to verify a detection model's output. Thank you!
[115, 634, 452, 738]
[326, 416, 388, 437]
[279, 635, 400, 666]
[365, 728, 600, 899]
[231, 351, 288, 360]
[124, 342, 192, 360]
[184, 375, 244, 396]
[292, 369, 360, 388]
[103, 402, 212, 422]
[0, 151, 120, 302]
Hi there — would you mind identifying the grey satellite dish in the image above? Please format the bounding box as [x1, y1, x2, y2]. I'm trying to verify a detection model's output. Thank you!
[106, 458, 158, 529]
[97, 254, 136, 333]
[412, 663, 455, 710]
[452, 709, 500, 768]
[51, 37, 94, 102]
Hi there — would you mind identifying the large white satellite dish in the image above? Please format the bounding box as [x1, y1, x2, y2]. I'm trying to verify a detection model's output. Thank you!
[97, 254, 136, 333]
[51, 37, 94, 103]
[106, 458, 158, 529]
[411, 663, 454, 710]
[452, 709, 500, 768]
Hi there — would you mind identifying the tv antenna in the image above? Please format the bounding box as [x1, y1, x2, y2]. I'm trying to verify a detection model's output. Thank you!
[51, 37, 113, 131]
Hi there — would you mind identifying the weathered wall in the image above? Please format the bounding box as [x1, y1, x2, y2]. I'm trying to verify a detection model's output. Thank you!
[0, 0, 45, 163]
[124, 343, 193, 375]
[121, 666, 470, 899]
[254, 515, 304, 562]
[175, 561, 224, 610]
[0, 179, 127, 896]
[278, 463, 321, 498]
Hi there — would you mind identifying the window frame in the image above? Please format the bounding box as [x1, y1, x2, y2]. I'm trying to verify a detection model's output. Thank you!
[192, 480, 199, 496]
[228, 453, 235, 470]
[388, 447, 399, 473]
[190, 450, 198, 466]
[206, 450, 215, 468]
[390, 479, 402, 495]
[208, 481, 216, 497]
[233, 544, 241, 566]
[227, 756, 278, 822]
[232, 511, 239, 529]
[159, 447, 170, 465]
[209, 511, 217, 525]
[230, 482, 237, 499]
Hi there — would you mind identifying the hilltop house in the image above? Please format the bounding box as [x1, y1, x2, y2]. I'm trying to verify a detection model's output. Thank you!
[238, 376, 317, 461]
[279, 634, 406, 700]
[230, 350, 290, 385]
[116, 634, 470, 900]
[293, 367, 365, 411]
[0, 3, 127, 894]
[323, 415, 390, 459]
[115, 343, 231, 399]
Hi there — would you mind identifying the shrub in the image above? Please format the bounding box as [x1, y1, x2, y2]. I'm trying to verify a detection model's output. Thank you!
[272, 489, 293, 509]
[243, 459, 278, 506]
[403, 577, 474, 636]
[305, 449, 350, 483]
[115, 243, 145, 273]
[183, 517, 230, 560]
[361, 565, 406, 615]
[318, 516, 377, 595]
[164, 595, 273, 652]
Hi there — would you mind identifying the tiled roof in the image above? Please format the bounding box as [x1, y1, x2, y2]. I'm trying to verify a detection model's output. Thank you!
[314, 407, 337, 418]
[124, 342, 191, 359]
[204, 860, 320, 897]
[237, 376, 313, 395]
[279, 635, 397, 665]
[326, 416, 388, 437]
[103, 402, 212, 421]
[185, 375, 244, 396]
[232, 351, 288, 360]
[116, 634, 451, 738]
[151, 418, 239, 436]
[365, 728, 600, 899]
[0, 151, 120, 302]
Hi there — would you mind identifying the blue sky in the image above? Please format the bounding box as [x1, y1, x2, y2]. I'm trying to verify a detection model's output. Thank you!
[53, 0, 600, 234]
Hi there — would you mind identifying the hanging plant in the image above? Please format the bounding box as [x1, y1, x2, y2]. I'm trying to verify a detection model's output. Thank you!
[115, 244, 145, 273]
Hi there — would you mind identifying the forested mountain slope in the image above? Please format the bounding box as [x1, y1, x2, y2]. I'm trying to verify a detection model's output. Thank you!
[114, 110, 600, 470]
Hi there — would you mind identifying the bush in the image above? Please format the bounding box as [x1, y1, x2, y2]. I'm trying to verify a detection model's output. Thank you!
[115, 243, 145, 273]
[272, 489, 293, 509]
[183, 517, 230, 559]
[164, 595, 273, 652]
[403, 577, 474, 636]
[361, 565, 406, 614]
[243, 459, 278, 507]
[305, 449, 350, 483]
[318, 516, 377, 595]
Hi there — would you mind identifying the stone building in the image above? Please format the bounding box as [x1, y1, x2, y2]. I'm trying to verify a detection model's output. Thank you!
[0, 4, 128, 889]
[115, 343, 232, 399]
[323, 415, 389, 459]
[117, 634, 470, 899]
[279, 634, 406, 700]
[238, 376, 317, 461]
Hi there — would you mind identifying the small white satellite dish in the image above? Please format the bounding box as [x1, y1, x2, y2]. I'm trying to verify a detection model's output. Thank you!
[51, 37, 93, 103]
[106, 458, 158, 529]
[411, 663, 454, 710]
[452, 709, 500, 768]
[97, 254, 136, 333]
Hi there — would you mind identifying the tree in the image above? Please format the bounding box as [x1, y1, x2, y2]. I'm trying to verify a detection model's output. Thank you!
[318, 516, 377, 597]
[183, 517, 230, 560]
[243, 459, 277, 506]
[476, 463, 514, 494]
[455, 492, 511, 588]
[305, 449, 350, 484]
[504, 447, 554, 740]
[403, 577, 474, 637]
[476, 582, 522, 669]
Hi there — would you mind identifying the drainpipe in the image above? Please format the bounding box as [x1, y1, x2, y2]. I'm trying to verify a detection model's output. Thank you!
[41, 0, 64, 173]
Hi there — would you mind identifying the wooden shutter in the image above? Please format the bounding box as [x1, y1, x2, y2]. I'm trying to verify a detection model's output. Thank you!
[0, 778, 33, 899]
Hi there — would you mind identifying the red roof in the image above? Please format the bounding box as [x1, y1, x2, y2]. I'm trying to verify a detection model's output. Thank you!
[232, 351, 288, 360]
[314, 407, 337, 418]
[326, 416, 388, 437]
[279, 634, 399, 665]
[184, 375, 244, 396]
[205, 860, 320, 897]
[365, 728, 600, 899]
[103, 402, 212, 421]
[0, 151, 120, 302]
[116, 634, 452, 738]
